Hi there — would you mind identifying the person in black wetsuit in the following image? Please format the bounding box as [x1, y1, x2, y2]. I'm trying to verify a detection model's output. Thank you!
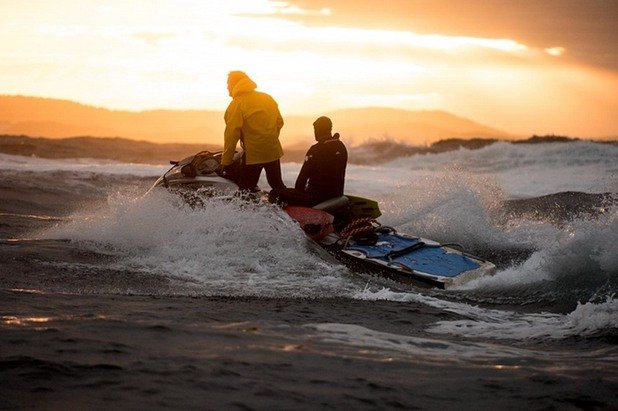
[269, 116, 347, 207]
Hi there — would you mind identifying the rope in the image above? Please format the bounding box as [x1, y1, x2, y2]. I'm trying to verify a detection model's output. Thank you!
[340, 217, 377, 239]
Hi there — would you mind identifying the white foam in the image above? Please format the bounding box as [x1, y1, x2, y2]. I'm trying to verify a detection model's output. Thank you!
[427, 296, 618, 340]
[13, 141, 616, 301]
[41, 189, 356, 297]
[377, 168, 513, 248]
[355, 288, 617, 340]
[461, 211, 618, 289]
[306, 322, 528, 361]
[386, 141, 618, 197]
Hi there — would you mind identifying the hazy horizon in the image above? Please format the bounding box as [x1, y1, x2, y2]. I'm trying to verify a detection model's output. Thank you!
[1, 95, 522, 146]
[6, 94, 618, 141]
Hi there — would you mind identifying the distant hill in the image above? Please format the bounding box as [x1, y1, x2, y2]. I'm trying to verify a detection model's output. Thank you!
[0, 95, 512, 146]
[0, 95, 222, 145]
[326, 107, 510, 144]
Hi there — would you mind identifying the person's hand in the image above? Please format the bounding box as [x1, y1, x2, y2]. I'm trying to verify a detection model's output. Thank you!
[219, 164, 230, 176]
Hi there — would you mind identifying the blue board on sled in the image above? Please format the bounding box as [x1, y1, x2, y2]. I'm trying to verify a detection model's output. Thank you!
[347, 233, 478, 277]
[283, 203, 496, 288]
[342, 231, 495, 288]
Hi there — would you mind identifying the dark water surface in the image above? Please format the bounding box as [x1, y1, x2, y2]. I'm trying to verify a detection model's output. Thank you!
[2, 290, 616, 410]
[1, 166, 616, 410]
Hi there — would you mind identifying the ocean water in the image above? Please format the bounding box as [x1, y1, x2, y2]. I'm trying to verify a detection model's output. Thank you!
[1, 141, 617, 409]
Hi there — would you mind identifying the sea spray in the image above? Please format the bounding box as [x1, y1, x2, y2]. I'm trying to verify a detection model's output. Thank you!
[42, 189, 355, 297]
[355, 288, 618, 340]
[386, 140, 617, 196]
[378, 167, 520, 256]
[462, 209, 618, 291]
[426, 295, 618, 340]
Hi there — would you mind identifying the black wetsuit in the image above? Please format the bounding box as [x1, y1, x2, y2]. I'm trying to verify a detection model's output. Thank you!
[270, 135, 347, 206]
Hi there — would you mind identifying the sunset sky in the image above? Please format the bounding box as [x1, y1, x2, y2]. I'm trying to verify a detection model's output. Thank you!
[1, 0, 617, 138]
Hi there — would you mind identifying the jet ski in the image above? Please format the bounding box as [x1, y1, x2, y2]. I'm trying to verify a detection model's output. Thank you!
[150, 150, 241, 194]
[149, 151, 496, 289]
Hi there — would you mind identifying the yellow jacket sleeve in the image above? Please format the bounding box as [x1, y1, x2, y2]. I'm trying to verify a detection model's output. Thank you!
[277, 111, 283, 133]
[222, 100, 243, 166]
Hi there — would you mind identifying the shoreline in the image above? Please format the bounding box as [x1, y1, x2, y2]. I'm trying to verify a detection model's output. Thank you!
[1, 134, 612, 166]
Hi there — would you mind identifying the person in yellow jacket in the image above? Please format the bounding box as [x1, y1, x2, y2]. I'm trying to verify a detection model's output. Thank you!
[221, 71, 286, 191]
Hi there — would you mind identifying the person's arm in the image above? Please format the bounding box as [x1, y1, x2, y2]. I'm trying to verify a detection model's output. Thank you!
[276, 107, 284, 132]
[221, 101, 242, 166]
[295, 147, 314, 191]
[295, 161, 310, 191]
[340, 140, 348, 166]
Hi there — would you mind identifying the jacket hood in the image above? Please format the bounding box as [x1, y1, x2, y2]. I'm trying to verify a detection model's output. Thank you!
[231, 77, 257, 98]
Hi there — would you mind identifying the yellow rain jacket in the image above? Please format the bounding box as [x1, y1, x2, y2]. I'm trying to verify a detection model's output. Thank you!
[222, 77, 284, 166]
